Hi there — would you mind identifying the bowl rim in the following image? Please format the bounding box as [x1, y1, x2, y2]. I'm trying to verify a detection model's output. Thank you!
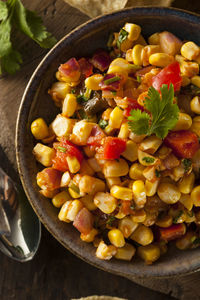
[16, 6, 200, 279]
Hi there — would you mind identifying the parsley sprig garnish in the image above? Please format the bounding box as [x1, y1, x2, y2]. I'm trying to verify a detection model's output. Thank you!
[128, 84, 179, 139]
[0, 0, 57, 74]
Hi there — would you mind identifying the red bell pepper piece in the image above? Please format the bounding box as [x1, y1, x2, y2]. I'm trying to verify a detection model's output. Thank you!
[164, 130, 199, 158]
[103, 137, 126, 160]
[152, 62, 182, 92]
[87, 125, 106, 147]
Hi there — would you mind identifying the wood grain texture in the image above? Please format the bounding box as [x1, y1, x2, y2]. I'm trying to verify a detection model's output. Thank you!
[0, 0, 200, 299]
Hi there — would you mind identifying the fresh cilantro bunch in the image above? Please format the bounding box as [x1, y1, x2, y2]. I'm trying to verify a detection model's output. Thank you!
[128, 84, 179, 139]
[0, 0, 57, 74]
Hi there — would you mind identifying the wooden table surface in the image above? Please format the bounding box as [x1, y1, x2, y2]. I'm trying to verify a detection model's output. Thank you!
[1, 1, 200, 299]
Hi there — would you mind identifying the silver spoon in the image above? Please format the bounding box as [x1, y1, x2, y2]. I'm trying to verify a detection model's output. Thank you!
[0, 167, 41, 261]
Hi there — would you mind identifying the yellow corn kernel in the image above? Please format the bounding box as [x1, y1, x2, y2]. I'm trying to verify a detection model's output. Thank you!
[139, 136, 162, 155]
[96, 241, 117, 260]
[120, 38, 134, 52]
[79, 159, 94, 176]
[40, 189, 59, 199]
[172, 112, 192, 131]
[155, 215, 173, 228]
[131, 209, 146, 223]
[181, 41, 200, 60]
[79, 195, 96, 211]
[138, 149, 158, 167]
[63, 199, 83, 221]
[141, 45, 161, 66]
[138, 244, 160, 264]
[157, 145, 172, 160]
[131, 224, 153, 246]
[108, 229, 125, 248]
[178, 172, 195, 194]
[52, 191, 71, 208]
[62, 94, 77, 117]
[157, 182, 181, 204]
[143, 166, 158, 182]
[118, 216, 138, 238]
[179, 194, 193, 211]
[83, 146, 95, 158]
[110, 185, 133, 201]
[180, 61, 199, 78]
[103, 159, 129, 177]
[33, 143, 55, 167]
[191, 186, 200, 206]
[48, 81, 71, 103]
[176, 231, 195, 250]
[129, 163, 145, 180]
[190, 96, 200, 114]
[109, 106, 124, 129]
[129, 132, 146, 143]
[132, 180, 146, 208]
[171, 165, 185, 182]
[149, 53, 174, 67]
[118, 122, 129, 139]
[79, 175, 105, 195]
[148, 32, 160, 45]
[190, 116, 200, 137]
[107, 58, 130, 76]
[124, 23, 141, 41]
[191, 75, 200, 88]
[85, 74, 103, 90]
[121, 140, 138, 162]
[87, 158, 101, 172]
[94, 192, 117, 214]
[125, 49, 133, 62]
[106, 177, 121, 189]
[71, 121, 94, 145]
[68, 187, 81, 199]
[60, 171, 71, 187]
[104, 124, 114, 135]
[58, 200, 72, 222]
[175, 54, 187, 64]
[132, 44, 144, 66]
[51, 114, 74, 137]
[31, 118, 49, 140]
[134, 34, 147, 46]
[145, 179, 159, 197]
[181, 75, 191, 87]
[80, 228, 98, 243]
[115, 243, 136, 261]
[102, 108, 113, 120]
[66, 156, 80, 174]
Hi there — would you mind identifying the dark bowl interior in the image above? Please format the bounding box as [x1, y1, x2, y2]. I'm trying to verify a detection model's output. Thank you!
[16, 7, 200, 278]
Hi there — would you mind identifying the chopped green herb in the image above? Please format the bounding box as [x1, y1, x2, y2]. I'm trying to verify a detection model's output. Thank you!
[57, 146, 67, 153]
[117, 29, 128, 49]
[155, 169, 161, 178]
[128, 84, 179, 139]
[182, 158, 192, 172]
[173, 210, 183, 224]
[107, 33, 114, 48]
[77, 94, 89, 104]
[104, 76, 121, 85]
[191, 237, 200, 245]
[84, 87, 92, 99]
[99, 119, 108, 129]
[137, 75, 141, 83]
[71, 89, 76, 94]
[142, 156, 155, 164]
[69, 182, 80, 194]
[106, 216, 116, 226]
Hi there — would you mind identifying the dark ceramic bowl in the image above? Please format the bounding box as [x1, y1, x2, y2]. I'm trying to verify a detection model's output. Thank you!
[16, 7, 200, 278]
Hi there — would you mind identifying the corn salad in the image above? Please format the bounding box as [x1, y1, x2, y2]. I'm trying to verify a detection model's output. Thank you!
[31, 23, 200, 265]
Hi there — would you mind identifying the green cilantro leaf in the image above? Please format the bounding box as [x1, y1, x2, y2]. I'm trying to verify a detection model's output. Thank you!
[0, 2, 8, 21]
[117, 29, 128, 49]
[182, 158, 192, 172]
[99, 119, 108, 129]
[128, 84, 179, 139]
[0, 48, 22, 74]
[142, 156, 155, 164]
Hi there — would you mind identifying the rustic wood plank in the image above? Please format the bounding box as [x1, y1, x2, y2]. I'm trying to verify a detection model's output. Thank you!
[0, 0, 200, 299]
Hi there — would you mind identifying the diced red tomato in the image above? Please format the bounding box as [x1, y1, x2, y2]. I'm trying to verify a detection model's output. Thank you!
[58, 58, 81, 82]
[158, 224, 186, 241]
[52, 138, 83, 172]
[87, 125, 106, 147]
[103, 137, 126, 160]
[78, 57, 93, 78]
[73, 207, 94, 234]
[37, 168, 62, 191]
[123, 98, 144, 117]
[151, 62, 182, 92]
[90, 50, 111, 72]
[164, 130, 199, 158]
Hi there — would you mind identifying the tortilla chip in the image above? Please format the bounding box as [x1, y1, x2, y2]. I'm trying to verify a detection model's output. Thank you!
[72, 296, 127, 300]
[63, 0, 128, 18]
[64, 0, 173, 17]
